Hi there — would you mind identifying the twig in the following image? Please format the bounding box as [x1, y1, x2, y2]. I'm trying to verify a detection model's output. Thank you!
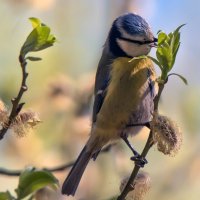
[0, 144, 113, 176]
[117, 132, 154, 200]
[153, 82, 165, 111]
[0, 55, 28, 140]
[0, 162, 74, 177]
[117, 82, 165, 200]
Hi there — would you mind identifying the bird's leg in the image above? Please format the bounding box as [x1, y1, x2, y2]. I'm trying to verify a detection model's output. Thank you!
[120, 122, 150, 167]
[121, 135, 139, 156]
[121, 134, 148, 168]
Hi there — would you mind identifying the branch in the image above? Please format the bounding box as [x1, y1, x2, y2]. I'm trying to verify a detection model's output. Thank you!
[153, 82, 165, 111]
[0, 55, 28, 140]
[117, 82, 165, 200]
[0, 144, 112, 176]
[0, 162, 74, 177]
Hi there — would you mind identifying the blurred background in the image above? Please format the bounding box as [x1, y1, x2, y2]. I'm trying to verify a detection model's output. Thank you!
[0, 0, 200, 199]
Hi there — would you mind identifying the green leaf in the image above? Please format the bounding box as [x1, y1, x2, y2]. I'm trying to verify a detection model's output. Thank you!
[147, 56, 163, 69]
[155, 24, 185, 78]
[171, 42, 180, 67]
[128, 55, 147, 62]
[158, 32, 167, 45]
[29, 17, 41, 28]
[15, 168, 59, 199]
[157, 30, 162, 34]
[0, 191, 15, 200]
[168, 73, 188, 85]
[20, 18, 56, 57]
[173, 24, 186, 37]
[22, 26, 50, 54]
[26, 56, 42, 61]
[169, 33, 175, 50]
[173, 32, 180, 54]
[168, 32, 173, 39]
[156, 46, 171, 69]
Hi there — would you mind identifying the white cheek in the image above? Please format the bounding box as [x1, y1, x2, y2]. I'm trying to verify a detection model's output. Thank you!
[117, 39, 152, 57]
[117, 39, 138, 57]
[143, 45, 150, 53]
[145, 45, 151, 54]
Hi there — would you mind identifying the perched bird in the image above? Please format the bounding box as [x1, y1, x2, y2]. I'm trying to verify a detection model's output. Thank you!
[62, 13, 157, 196]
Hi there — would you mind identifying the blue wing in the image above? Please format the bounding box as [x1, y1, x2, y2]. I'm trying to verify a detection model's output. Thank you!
[92, 48, 114, 123]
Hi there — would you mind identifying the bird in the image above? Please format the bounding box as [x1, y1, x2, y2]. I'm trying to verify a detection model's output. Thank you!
[62, 12, 157, 196]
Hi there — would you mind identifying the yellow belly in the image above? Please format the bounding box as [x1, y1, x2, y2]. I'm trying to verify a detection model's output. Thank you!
[91, 57, 155, 147]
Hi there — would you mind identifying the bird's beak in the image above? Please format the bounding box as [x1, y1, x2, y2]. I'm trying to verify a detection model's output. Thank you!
[149, 37, 158, 48]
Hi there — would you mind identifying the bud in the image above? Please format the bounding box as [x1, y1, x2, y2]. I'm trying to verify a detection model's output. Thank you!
[11, 110, 41, 137]
[150, 112, 182, 156]
[120, 171, 151, 200]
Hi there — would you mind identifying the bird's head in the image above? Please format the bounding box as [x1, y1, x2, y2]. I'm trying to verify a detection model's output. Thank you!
[108, 13, 157, 58]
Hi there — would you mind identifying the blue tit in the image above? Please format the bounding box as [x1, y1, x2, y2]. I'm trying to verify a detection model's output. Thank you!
[62, 13, 157, 196]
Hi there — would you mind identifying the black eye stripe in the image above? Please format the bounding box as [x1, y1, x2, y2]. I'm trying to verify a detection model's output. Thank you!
[117, 36, 157, 45]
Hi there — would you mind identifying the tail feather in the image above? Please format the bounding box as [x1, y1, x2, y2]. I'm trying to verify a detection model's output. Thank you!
[62, 146, 92, 196]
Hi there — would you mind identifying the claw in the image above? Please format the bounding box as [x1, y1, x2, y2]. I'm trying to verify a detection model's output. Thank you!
[130, 155, 148, 168]
[121, 134, 148, 167]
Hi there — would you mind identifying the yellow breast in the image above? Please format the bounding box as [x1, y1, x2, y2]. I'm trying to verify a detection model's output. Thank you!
[93, 57, 155, 143]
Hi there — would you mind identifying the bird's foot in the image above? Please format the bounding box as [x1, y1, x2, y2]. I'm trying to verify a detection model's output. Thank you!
[120, 134, 148, 167]
[130, 154, 148, 168]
